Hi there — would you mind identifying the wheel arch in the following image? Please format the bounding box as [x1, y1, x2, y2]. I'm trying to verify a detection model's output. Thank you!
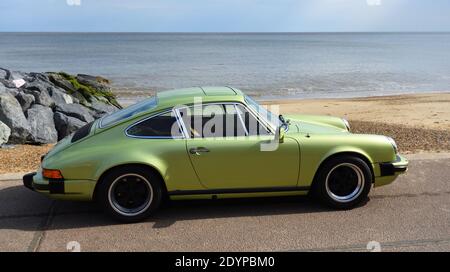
[92, 163, 168, 201]
[311, 151, 375, 190]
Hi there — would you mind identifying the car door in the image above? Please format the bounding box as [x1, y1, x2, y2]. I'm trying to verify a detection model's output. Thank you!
[177, 103, 300, 190]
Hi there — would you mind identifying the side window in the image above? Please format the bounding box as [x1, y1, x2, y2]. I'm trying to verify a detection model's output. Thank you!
[178, 104, 247, 138]
[235, 104, 272, 136]
[127, 111, 183, 138]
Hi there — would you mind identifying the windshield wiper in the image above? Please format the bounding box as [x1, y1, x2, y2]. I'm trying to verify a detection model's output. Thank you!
[279, 115, 289, 129]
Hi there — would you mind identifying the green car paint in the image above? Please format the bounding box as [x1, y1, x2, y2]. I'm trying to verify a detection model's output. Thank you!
[27, 86, 408, 201]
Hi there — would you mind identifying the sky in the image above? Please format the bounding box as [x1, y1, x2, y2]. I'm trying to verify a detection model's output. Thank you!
[0, 0, 450, 32]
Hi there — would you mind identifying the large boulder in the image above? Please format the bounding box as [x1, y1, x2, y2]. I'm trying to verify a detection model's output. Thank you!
[0, 82, 6, 93]
[23, 82, 55, 107]
[0, 68, 10, 80]
[76, 74, 110, 91]
[48, 86, 75, 106]
[89, 97, 119, 119]
[15, 92, 35, 111]
[0, 92, 30, 143]
[48, 73, 77, 93]
[54, 112, 87, 140]
[26, 104, 58, 144]
[55, 103, 95, 123]
[0, 121, 11, 145]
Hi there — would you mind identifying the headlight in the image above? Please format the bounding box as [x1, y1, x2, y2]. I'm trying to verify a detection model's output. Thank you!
[342, 118, 351, 131]
[386, 137, 399, 154]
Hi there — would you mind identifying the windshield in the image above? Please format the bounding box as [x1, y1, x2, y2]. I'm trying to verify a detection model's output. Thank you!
[100, 97, 158, 128]
[244, 95, 280, 129]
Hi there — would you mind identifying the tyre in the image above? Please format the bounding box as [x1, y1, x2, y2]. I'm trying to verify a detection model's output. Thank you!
[97, 166, 163, 223]
[314, 155, 372, 209]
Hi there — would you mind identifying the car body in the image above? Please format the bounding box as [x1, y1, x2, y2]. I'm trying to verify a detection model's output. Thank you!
[23, 87, 408, 222]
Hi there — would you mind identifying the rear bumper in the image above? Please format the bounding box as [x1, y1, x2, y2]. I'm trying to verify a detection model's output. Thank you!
[23, 171, 95, 201]
[23, 172, 36, 191]
[23, 172, 65, 193]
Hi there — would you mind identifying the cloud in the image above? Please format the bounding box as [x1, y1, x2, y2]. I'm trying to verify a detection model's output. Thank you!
[66, 0, 81, 6]
[366, 0, 382, 6]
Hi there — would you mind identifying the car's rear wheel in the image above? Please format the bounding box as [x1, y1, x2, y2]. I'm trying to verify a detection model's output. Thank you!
[97, 166, 163, 223]
[314, 155, 372, 209]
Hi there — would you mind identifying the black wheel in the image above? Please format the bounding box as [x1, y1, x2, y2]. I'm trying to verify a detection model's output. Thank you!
[314, 155, 372, 209]
[97, 166, 163, 223]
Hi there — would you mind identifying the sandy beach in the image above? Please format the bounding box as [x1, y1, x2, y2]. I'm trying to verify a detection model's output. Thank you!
[1, 92, 449, 174]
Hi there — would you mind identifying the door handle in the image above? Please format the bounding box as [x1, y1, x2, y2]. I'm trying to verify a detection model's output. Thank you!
[189, 147, 210, 155]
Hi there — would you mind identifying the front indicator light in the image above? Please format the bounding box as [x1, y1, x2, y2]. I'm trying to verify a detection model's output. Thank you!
[42, 169, 64, 179]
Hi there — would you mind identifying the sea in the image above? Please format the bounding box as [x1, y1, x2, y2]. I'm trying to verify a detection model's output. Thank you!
[1, 32, 450, 100]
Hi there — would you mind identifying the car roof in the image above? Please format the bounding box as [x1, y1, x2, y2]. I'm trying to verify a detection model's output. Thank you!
[155, 86, 245, 110]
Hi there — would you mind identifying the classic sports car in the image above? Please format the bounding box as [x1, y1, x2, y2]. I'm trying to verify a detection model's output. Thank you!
[23, 87, 408, 222]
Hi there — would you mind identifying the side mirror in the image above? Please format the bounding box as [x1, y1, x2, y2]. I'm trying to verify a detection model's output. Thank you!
[275, 126, 286, 143]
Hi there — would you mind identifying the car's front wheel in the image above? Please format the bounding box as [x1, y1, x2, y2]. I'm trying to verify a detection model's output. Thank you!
[314, 155, 372, 209]
[97, 166, 163, 223]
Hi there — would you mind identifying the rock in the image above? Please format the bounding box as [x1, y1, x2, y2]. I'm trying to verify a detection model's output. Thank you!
[55, 103, 95, 123]
[0, 121, 11, 145]
[6, 88, 19, 97]
[28, 72, 50, 83]
[0, 92, 30, 143]
[48, 73, 77, 93]
[0, 78, 16, 89]
[76, 74, 110, 91]
[54, 112, 87, 140]
[26, 104, 58, 144]
[23, 82, 55, 107]
[48, 87, 74, 106]
[15, 92, 35, 111]
[0, 82, 6, 93]
[89, 98, 119, 118]
[9, 70, 28, 81]
[0, 68, 10, 80]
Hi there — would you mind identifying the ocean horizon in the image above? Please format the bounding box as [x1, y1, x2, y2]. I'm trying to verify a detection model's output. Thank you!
[1, 32, 450, 100]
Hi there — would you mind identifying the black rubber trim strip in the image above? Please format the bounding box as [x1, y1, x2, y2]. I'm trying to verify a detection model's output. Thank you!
[49, 179, 65, 194]
[23, 172, 36, 191]
[380, 163, 408, 176]
[71, 121, 94, 143]
[32, 183, 49, 191]
[168, 186, 310, 196]
[31, 179, 65, 194]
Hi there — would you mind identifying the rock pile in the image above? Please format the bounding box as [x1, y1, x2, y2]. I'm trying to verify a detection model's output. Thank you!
[0, 68, 121, 145]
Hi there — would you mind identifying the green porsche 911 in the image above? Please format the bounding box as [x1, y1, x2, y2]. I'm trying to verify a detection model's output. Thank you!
[23, 87, 408, 222]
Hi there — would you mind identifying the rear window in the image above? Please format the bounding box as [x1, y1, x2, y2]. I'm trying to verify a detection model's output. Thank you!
[71, 121, 94, 143]
[100, 97, 158, 128]
[126, 111, 183, 138]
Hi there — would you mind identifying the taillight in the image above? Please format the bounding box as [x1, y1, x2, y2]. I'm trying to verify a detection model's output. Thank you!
[42, 169, 64, 179]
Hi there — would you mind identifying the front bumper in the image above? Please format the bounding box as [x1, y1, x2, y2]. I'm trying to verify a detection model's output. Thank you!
[23, 171, 95, 201]
[374, 154, 409, 187]
[380, 155, 409, 176]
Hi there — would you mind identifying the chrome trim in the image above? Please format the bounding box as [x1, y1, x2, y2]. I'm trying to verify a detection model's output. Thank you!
[325, 163, 365, 203]
[124, 109, 185, 139]
[243, 96, 277, 134]
[99, 97, 159, 129]
[342, 118, 351, 131]
[234, 104, 249, 136]
[174, 107, 190, 139]
[108, 173, 154, 217]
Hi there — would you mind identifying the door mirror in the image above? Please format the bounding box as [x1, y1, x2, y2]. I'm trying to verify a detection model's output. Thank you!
[275, 126, 286, 143]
